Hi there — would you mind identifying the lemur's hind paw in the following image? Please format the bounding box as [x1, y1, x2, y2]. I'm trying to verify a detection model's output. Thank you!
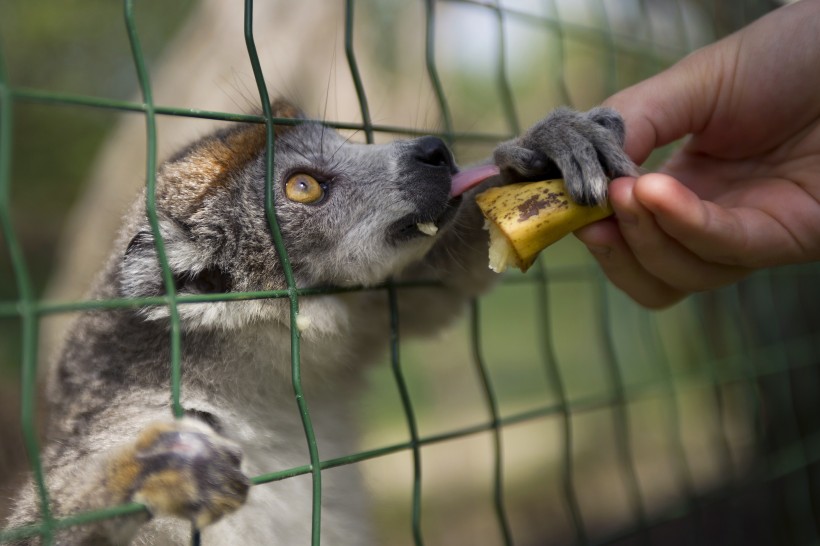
[107, 418, 250, 529]
[493, 107, 637, 206]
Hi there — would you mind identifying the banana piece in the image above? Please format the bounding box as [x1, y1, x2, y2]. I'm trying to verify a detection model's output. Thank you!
[475, 179, 613, 273]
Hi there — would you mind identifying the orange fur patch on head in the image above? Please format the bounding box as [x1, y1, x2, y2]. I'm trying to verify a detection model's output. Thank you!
[157, 100, 305, 216]
[201, 125, 268, 191]
[157, 124, 266, 214]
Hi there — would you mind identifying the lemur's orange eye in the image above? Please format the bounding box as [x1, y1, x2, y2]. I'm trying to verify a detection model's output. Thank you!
[285, 174, 325, 204]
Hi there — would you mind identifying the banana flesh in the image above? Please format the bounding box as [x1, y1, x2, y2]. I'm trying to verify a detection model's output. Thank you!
[475, 179, 613, 273]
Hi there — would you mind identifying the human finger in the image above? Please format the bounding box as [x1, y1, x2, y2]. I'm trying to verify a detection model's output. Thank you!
[602, 43, 725, 164]
[633, 173, 820, 268]
[575, 217, 686, 309]
[607, 1, 820, 165]
[607, 176, 752, 292]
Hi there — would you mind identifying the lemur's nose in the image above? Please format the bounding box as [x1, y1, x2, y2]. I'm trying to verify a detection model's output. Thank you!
[413, 136, 455, 172]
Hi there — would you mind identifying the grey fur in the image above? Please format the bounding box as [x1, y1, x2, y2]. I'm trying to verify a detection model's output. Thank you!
[5, 104, 633, 545]
[494, 106, 638, 205]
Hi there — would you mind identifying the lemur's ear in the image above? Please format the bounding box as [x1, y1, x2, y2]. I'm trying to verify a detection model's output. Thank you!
[121, 230, 163, 298]
[173, 267, 232, 295]
[125, 230, 154, 258]
[122, 229, 230, 298]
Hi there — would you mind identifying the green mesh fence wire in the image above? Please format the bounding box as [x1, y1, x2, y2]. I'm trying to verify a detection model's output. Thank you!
[2, 0, 820, 545]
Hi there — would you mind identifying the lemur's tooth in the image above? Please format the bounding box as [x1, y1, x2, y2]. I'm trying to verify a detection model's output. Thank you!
[416, 222, 438, 236]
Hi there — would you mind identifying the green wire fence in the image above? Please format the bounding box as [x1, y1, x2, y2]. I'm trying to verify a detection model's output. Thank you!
[3, 0, 820, 544]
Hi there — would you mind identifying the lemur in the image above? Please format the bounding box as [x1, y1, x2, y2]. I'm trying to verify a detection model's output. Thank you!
[5, 100, 635, 545]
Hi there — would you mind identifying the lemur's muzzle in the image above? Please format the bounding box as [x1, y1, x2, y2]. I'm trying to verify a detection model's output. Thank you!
[412, 136, 457, 173]
[387, 136, 461, 243]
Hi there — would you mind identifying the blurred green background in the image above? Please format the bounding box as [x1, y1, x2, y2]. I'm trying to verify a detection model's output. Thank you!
[0, 0, 195, 373]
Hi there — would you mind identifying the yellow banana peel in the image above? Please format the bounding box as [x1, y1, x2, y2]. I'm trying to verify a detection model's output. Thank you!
[475, 179, 613, 273]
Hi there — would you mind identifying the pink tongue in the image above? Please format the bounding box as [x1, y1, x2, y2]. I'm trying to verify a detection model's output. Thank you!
[450, 164, 501, 197]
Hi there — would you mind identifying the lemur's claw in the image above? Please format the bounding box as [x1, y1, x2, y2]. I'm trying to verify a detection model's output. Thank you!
[493, 107, 637, 206]
[107, 419, 250, 529]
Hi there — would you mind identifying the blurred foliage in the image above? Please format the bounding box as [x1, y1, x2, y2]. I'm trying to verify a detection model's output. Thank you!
[0, 0, 194, 377]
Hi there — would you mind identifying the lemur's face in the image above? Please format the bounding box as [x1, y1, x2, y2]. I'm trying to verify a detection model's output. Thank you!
[120, 101, 464, 327]
[270, 122, 460, 286]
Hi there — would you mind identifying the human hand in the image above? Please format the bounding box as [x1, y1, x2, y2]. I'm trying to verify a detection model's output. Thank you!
[575, 0, 820, 308]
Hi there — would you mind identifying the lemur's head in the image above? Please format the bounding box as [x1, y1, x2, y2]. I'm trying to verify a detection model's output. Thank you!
[120, 100, 462, 329]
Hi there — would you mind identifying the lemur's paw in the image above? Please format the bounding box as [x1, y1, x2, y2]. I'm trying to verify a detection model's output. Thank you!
[493, 106, 637, 206]
[107, 418, 250, 529]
